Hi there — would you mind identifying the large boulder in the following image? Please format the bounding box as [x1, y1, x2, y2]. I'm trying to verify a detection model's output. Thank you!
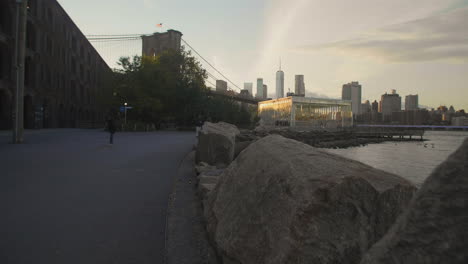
[360, 138, 468, 264]
[195, 162, 217, 175]
[196, 122, 240, 166]
[196, 167, 225, 201]
[234, 140, 253, 158]
[204, 134, 416, 264]
[253, 125, 269, 136]
[236, 130, 259, 142]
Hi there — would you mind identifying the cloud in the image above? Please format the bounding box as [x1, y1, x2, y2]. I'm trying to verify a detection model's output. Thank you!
[298, 7, 468, 63]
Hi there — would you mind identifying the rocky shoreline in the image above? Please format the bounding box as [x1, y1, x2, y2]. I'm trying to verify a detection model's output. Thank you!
[238, 126, 425, 150]
[190, 122, 467, 264]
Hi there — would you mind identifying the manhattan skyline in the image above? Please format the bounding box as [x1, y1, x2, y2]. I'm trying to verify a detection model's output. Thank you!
[58, 0, 468, 110]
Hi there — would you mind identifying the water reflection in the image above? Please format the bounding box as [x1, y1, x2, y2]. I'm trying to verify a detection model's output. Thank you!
[324, 131, 468, 187]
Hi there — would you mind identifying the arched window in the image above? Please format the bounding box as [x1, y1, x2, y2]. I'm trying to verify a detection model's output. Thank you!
[26, 22, 36, 50]
[0, 2, 13, 35]
[0, 43, 9, 80]
[0, 89, 11, 129]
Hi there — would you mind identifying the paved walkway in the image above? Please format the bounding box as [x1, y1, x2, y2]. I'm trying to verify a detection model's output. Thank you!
[0, 129, 195, 264]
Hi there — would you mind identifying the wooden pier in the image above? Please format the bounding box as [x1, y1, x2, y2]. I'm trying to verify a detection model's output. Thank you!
[354, 129, 425, 141]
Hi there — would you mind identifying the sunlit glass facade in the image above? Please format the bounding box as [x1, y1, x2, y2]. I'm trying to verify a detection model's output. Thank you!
[258, 96, 353, 129]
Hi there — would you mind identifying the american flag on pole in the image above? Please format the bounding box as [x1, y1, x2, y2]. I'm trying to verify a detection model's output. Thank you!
[156, 23, 163, 28]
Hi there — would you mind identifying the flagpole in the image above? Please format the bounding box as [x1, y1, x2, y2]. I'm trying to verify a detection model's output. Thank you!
[156, 23, 163, 33]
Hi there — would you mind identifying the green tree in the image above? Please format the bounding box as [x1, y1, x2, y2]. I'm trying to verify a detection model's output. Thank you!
[99, 47, 255, 128]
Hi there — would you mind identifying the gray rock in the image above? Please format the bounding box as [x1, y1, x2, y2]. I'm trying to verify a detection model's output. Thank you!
[198, 183, 216, 201]
[195, 162, 217, 175]
[209, 121, 238, 134]
[200, 168, 225, 177]
[198, 176, 219, 185]
[253, 125, 269, 136]
[204, 135, 416, 264]
[196, 122, 240, 166]
[360, 138, 468, 264]
[234, 140, 253, 158]
[236, 131, 259, 142]
[197, 169, 225, 202]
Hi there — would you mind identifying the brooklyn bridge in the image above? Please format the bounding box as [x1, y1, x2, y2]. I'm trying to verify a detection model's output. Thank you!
[0, 0, 259, 133]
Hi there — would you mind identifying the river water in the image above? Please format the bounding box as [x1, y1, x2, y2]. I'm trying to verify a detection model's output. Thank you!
[324, 131, 468, 187]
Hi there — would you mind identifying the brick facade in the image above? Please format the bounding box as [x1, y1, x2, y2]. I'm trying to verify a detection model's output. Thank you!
[0, 0, 110, 129]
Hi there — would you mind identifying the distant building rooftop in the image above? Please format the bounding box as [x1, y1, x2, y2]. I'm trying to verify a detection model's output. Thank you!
[144, 29, 183, 36]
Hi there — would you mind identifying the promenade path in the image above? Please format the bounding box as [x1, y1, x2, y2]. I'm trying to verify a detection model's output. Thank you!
[0, 129, 195, 264]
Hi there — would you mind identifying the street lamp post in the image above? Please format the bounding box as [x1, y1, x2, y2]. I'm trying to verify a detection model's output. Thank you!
[124, 102, 128, 125]
[12, 0, 27, 143]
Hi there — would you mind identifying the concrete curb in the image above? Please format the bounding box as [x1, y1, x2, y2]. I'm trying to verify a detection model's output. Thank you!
[165, 150, 219, 264]
[163, 150, 190, 264]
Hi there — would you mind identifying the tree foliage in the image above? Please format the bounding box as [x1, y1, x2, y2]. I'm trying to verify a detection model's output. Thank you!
[99, 47, 255, 127]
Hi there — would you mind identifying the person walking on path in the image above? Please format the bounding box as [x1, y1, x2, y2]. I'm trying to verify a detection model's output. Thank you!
[107, 118, 117, 144]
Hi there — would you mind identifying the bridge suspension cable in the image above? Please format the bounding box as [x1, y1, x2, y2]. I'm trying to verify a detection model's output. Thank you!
[84, 34, 242, 92]
[86, 34, 146, 37]
[86, 34, 148, 42]
[204, 70, 238, 92]
[87, 37, 141, 41]
[85, 34, 144, 68]
[181, 38, 241, 91]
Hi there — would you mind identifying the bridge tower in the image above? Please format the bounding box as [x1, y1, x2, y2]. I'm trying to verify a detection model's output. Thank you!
[141, 30, 183, 57]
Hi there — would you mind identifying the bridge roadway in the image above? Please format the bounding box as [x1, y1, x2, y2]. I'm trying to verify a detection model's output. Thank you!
[207, 89, 261, 104]
[0, 129, 196, 264]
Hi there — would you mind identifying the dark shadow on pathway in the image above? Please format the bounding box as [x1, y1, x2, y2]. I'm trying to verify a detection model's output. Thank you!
[0, 129, 195, 264]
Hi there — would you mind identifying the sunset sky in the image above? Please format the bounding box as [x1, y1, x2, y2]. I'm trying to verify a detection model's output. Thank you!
[58, 0, 468, 110]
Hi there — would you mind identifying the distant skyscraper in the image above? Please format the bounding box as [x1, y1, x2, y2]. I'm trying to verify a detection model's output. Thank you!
[256, 78, 264, 99]
[361, 100, 371, 113]
[342, 81, 362, 115]
[448, 105, 455, 114]
[216, 80, 227, 92]
[276, 60, 284, 98]
[380, 90, 402, 122]
[244, 82, 253, 96]
[263, 84, 268, 99]
[371, 100, 379, 112]
[294, 75, 305, 96]
[405, 94, 419, 110]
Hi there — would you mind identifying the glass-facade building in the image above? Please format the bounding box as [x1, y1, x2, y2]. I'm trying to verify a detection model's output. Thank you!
[295, 75, 305, 96]
[276, 70, 284, 99]
[258, 96, 353, 129]
[256, 78, 264, 99]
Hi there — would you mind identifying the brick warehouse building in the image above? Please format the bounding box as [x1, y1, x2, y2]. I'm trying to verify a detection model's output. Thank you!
[0, 0, 110, 129]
